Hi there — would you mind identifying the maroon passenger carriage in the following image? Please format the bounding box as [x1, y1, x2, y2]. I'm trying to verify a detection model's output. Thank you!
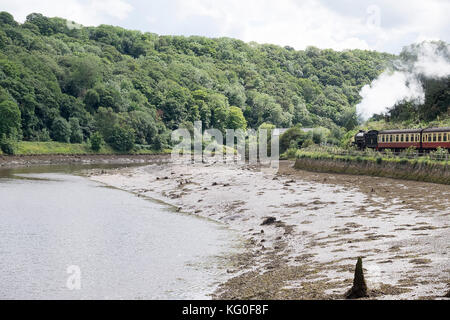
[377, 129, 422, 151]
[421, 127, 450, 150]
[356, 127, 450, 152]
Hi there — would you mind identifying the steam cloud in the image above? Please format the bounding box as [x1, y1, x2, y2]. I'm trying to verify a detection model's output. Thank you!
[356, 41, 450, 121]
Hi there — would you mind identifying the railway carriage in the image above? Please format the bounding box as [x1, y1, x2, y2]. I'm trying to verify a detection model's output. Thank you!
[355, 127, 450, 152]
[422, 127, 450, 150]
[378, 129, 422, 151]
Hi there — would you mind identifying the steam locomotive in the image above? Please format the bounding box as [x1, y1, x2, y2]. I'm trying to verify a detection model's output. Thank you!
[355, 127, 450, 151]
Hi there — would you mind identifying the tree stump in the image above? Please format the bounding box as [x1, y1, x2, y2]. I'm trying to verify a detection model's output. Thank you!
[345, 257, 368, 299]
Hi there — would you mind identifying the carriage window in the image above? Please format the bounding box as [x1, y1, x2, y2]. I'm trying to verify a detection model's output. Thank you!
[390, 135, 393, 142]
[444, 134, 447, 142]
[438, 134, 442, 142]
[433, 134, 437, 142]
[406, 135, 409, 142]
[396, 135, 399, 142]
[401, 134, 404, 142]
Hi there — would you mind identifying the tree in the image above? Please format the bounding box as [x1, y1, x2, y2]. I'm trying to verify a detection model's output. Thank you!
[109, 125, 135, 152]
[279, 126, 307, 153]
[0, 98, 21, 139]
[0, 11, 17, 26]
[0, 11, 397, 148]
[90, 132, 103, 152]
[226, 106, 247, 130]
[94, 107, 118, 140]
[51, 117, 71, 142]
[0, 133, 16, 155]
[84, 89, 100, 111]
[69, 117, 83, 143]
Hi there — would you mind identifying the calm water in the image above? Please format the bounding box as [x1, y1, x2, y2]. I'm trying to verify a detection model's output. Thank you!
[0, 165, 240, 300]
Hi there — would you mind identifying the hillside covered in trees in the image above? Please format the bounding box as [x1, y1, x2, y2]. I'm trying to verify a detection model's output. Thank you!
[0, 11, 395, 152]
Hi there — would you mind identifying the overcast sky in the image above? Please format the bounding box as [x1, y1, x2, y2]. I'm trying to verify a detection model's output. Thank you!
[2, 0, 449, 54]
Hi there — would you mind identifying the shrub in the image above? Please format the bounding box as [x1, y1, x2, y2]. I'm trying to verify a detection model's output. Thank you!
[153, 135, 163, 151]
[90, 132, 103, 152]
[279, 126, 306, 153]
[51, 117, 71, 143]
[285, 148, 299, 159]
[109, 125, 135, 152]
[0, 134, 16, 155]
[302, 139, 315, 148]
[69, 118, 83, 143]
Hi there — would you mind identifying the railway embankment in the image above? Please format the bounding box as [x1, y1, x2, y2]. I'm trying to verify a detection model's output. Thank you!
[294, 153, 450, 185]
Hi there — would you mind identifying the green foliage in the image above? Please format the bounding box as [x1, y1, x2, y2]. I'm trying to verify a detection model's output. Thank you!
[0, 133, 16, 155]
[51, 117, 71, 143]
[90, 131, 103, 152]
[302, 139, 315, 148]
[0, 11, 397, 151]
[226, 106, 247, 130]
[0, 90, 21, 138]
[280, 126, 307, 153]
[69, 117, 83, 143]
[109, 125, 135, 152]
[312, 127, 328, 145]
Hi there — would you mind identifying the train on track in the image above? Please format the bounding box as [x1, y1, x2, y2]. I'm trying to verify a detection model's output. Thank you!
[355, 127, 450, 152]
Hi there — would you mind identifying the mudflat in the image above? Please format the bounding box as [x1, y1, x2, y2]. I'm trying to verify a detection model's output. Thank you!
[0, 154, 170, 168]
[89, 160, 450, 300]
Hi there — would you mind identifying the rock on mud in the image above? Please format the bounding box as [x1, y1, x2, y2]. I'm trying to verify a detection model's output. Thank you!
[261, 217, 277, 226]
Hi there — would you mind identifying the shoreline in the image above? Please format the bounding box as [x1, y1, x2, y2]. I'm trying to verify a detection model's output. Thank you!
[89, 160, 450, 300]
[0, 154, 171, 169]
[294, 156, 450, 185]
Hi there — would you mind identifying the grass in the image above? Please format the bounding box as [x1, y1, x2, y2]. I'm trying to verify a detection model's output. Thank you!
[292, 150, 449, 168]
[0, 141, 171, 156]
[289, 146, 450, 184]
[283, 145, 450, 167]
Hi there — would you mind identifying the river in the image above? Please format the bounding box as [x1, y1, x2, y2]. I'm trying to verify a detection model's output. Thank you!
[0, 165, 241, 300]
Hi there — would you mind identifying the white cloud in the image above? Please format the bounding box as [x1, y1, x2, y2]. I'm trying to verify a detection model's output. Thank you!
[173, 0, 450, 52]
[175, 0, 372, 50]
[1, 0, 448, 53]
[1, 0, 133, 26]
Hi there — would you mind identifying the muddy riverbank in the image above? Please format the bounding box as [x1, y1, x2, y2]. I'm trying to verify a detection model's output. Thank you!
[0, 154, 170, 168]
[89, 160, 450, 300]
[295, 157, 450, 185]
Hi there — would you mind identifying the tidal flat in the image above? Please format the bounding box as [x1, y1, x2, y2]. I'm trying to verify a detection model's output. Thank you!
[89, 160, 450, 300]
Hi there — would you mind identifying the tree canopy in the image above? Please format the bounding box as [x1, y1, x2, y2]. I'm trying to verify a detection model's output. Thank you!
[0, 11, 396, 150]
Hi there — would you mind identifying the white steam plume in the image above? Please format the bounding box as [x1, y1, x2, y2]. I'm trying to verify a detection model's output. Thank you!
[356, 41, 450, 121]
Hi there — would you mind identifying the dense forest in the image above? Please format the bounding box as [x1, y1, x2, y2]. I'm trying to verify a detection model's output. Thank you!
[0, 11, 397, 153]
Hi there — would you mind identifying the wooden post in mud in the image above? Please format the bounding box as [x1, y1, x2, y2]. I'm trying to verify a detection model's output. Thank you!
[345, 257, 368, 299]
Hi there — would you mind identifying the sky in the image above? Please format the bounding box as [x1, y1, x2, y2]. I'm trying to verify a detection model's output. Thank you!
[1, 0, 449, 54]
